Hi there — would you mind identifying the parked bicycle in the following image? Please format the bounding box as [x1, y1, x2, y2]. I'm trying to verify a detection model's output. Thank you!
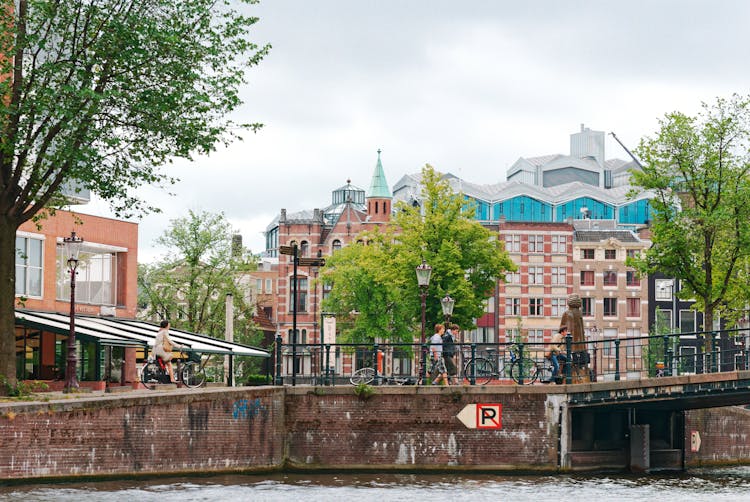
[462, 346, 548, 385]
[140, 350, 207, 389]
[349, 367, 416, 385]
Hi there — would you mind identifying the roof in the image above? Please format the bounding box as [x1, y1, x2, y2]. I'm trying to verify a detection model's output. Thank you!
[368, 150, 392, 198]
[15, 310, 269, 357]
[573, 230, 641, 243]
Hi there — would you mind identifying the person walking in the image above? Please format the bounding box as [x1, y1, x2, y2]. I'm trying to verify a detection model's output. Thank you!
[429, 323, 449, 385]
[442, 324, 459, 385]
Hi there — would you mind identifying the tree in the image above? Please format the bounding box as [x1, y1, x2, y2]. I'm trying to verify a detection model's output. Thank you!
[321, 164, 516, 343]
[0, 1, 268, 386]
[138, 209, 259, 341]
[630, 95, 750, 340]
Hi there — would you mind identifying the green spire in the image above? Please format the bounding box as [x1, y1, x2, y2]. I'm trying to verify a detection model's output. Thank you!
[368, 149, 392, 199]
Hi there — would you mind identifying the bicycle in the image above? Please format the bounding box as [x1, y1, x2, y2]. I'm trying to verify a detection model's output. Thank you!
[140, 350, 208, 389]
[462, 346, 541, 385]
[349, 367, 415, 385]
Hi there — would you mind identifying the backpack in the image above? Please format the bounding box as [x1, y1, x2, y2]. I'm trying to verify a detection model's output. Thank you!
[442, 331, 455, 356]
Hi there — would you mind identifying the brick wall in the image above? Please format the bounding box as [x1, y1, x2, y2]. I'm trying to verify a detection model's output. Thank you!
[685, 405, 750, 467]
[284, 387, 560, 470]
[0, 388, 284, 480]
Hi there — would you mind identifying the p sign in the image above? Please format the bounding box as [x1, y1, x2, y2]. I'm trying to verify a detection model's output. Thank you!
[457, 403, 503, 430]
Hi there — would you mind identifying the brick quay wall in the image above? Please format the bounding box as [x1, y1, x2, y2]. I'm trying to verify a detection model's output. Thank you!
[0, 385, 748, 481]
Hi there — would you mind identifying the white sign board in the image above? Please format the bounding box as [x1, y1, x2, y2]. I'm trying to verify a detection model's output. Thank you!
[456, 403, 503, 429]
[690, 430, 701, 452]
[323, 316, 337, 345]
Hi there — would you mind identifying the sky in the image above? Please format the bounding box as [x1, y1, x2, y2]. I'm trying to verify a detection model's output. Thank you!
[82, 0, 750, 263]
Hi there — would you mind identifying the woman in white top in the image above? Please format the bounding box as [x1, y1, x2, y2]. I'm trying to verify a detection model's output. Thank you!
[154, 320, 180, 383]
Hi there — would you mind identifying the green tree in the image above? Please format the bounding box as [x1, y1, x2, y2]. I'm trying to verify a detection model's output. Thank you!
[138, 210, 260, 342]
[630, 95, 750, 340]
[321, 164, 515, 343]
[0, 1, 268, 386]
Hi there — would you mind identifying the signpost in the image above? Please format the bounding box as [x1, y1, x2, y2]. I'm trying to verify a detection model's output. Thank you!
[456, 403, 503, 430]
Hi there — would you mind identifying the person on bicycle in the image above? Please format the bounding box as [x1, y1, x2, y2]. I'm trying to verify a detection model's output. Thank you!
[430, 324, 449, 386]
[153, 320, 185, 383]
[547, 325, 568, 381]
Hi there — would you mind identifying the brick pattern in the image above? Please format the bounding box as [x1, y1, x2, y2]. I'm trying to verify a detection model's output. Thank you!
[685, 406, 750, 467]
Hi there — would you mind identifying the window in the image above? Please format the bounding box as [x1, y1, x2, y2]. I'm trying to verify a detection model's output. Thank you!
[57, 247, 117, 305]
[505, 271, 520, 284]
[504, 234, 520, 252]
[527, 329, 544, 345]
[551, 267, 566, 285]
[528, 235, 544, 253]
[656, 309, 672, 331]
[529, 298, 543, 316]
[603, 328, 617, 356]
[256, 278, 263, 292]
[680, 310, 696, 333]
[581, 248, 594, 260]
[626, 271, 640, 287]
[16, 236, 43, 297]
[581, 297, 593, 316]
[332, 240, 342, 252]
[505, 297, 520, 316]
[604, 249, 617, 260]
[265, 278, 273, 293]
[580, 270, 594, 286]
[603, 298, 617, 317]
[300, 240, 309, 257]
[655, 279, 673, 301]
[551, 235, 567, 253]
[626, 249, 639, 259]
[289, 277, 308, 312]
[626, 298, 640, 317]
[551, 297, 566, 317]
[528, 266, 543, 284]
[603, 270, 617, 286]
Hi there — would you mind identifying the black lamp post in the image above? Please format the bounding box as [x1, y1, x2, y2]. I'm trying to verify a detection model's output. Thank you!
[441, 294, 455, 323]
[415, 259, 432, 382]
[63, 231, 83, 392]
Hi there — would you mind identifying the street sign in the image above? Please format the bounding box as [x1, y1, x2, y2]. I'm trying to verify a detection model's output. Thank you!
[298, 257, 325, 267]
[456, 403, 503, 430]
[279, 245, 296, 256]
[690, 430, 701, 452]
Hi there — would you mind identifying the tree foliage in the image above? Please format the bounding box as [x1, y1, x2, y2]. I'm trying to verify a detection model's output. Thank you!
[0, 0, 268, 386]
[138, 210, 260, 343]
[630, 94, 750, 333]
[321, 164, 516, 343]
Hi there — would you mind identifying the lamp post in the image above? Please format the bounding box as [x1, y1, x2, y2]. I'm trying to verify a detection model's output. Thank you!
[441, 294, 455, 323]
[63, 231, 83, 392]
[415, 260, 432, 383]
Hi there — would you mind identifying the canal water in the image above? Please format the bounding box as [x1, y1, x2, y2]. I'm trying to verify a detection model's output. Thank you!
[1, 468, 749, 501]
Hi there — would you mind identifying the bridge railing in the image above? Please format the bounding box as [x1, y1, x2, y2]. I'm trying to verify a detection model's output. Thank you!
[270, 328, 750, 386]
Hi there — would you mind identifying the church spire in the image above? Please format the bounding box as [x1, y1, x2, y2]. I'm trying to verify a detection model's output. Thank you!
[367, 149, 392, 223]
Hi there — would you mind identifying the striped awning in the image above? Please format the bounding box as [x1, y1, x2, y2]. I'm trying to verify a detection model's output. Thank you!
[15, 310, 269, 357]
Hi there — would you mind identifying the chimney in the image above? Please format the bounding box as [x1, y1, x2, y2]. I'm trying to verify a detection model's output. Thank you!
[280, 209, 287, 224]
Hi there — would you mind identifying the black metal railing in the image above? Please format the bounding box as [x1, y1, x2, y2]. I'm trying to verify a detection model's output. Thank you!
[270, 328, 750, 386]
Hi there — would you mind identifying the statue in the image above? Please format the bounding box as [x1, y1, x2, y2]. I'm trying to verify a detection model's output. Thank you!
[559, 294, 591, 383]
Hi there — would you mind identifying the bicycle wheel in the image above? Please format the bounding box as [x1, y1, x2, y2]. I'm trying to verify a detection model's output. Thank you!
[510, 358, 538, 384]
[349, 367, 375, 385]
[140, 362, 160, 390]
[181, 361, 206, 388]
[536, 362, 554, 384]
[463, 357, 494, 385]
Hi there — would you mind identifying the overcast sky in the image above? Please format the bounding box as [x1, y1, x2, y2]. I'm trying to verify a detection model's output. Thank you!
[83, 0, 750, 263]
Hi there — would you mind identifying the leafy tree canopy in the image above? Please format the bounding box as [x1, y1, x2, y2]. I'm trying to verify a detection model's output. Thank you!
[629, 94, 750, 332]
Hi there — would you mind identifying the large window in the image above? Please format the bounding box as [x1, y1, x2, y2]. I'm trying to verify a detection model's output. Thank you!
[529, 298, 543, 316]
[504, 235, 520, 253]
[528, 266, 543, 284]
[603, 270, 617, 286]
[626, 298, 640, 318]
[581, 297, 593, 317]
[57, 247, 117, 305]
[680, 310, 696, 333]
[655, 279, 673, 301]
[505, 297, 520, 316]
[528, 235, 544, 253]
[603, 298, 617, 317]
[581, 249, 594, 260]
[626, 271, 640, 287]
[551, 297, 566, 317]
[289, 277, 308, 312]
[551, 235, 567, 253]
[505, 271, 520, 284]
[604, 249, 617, 260]
[527, 329, 544, 345]
[580, 270, 594, 286]
[16, 236, 43, 297]
[551, 267, 566, 285]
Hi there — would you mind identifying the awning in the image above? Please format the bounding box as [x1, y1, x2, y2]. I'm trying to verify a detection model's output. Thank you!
[15, 310, 269, 357]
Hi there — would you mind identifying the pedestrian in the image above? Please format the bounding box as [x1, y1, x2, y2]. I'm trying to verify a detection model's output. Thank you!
[442, 323, 459, 385]
[430, 323, 449, 385]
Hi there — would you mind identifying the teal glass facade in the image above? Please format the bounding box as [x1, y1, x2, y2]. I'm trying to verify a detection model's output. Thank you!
[619, 199, 651, 224]
[555, 197, 614, 221]
[492, 196, 552, 222]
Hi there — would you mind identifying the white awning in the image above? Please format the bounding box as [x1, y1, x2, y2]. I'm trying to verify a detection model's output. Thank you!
[15, 310, 269, 357]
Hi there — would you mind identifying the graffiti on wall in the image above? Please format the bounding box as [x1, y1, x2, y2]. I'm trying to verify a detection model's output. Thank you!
[232, 398, 268, 420]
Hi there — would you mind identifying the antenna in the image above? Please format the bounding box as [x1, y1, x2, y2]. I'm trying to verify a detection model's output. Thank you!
[610, 132, 643, 169]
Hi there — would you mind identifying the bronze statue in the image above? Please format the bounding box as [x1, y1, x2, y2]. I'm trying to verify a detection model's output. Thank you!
[559, 294, 591, 383]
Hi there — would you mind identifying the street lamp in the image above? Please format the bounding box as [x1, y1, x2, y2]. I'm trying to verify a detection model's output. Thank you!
[441, 294, 455, 323]
[415, 259, 432, 383]
[63, 231, 83, 392]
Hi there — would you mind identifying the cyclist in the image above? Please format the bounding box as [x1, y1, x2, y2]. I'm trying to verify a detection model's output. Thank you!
[153, 320, 186, 383]
[546, 325, 568, 382]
